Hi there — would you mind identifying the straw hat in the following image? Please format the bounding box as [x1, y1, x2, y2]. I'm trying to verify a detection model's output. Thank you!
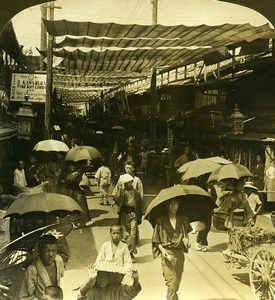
[243, 181, 258, 191]
[119, 173, 134, 183]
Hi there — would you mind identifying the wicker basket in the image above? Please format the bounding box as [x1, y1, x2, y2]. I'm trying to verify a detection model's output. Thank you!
[271, 211, 275, 228]
[213, 211, 228, 231]
[232, 215, 245, 227]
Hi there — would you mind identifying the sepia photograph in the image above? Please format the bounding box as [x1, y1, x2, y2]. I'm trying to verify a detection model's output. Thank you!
[0, 0, 275, 299]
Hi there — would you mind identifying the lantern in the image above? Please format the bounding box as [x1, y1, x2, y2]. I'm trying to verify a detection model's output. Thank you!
[229, 104, 245, 135]
[15, 94, 36, 140]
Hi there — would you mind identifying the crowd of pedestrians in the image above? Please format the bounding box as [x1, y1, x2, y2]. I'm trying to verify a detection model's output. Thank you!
[0, 122, 268, 299]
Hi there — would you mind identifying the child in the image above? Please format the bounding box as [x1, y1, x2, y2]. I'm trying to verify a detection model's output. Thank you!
[243, 181, 262, 217]
[96, 224, 132, 273]
[77, 267, 141, 300]
[43, 285, 63, 300]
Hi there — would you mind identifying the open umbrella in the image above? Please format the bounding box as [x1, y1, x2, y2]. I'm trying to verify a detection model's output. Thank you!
[111, 125, 125, 130]
[178, 158, 221, 181]
[0, 222, 73, 270]
[65, 146, 101, 162]
[206, 156, 232, 165]
[207, 163, 253, 182]
[33, 139, 69, 152]
[144, 184, 215, 227]
[5, 193, 83, 217]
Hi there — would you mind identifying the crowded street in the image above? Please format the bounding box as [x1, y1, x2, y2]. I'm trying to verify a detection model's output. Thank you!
[62, 180, 273, 300]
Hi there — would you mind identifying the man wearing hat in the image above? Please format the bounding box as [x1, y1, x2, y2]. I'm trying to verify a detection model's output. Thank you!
[243, 181, 262, 215]
[112, 174, 142, 262]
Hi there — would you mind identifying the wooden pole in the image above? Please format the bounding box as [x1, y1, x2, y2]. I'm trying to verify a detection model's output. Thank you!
[40, 4, 47, 71]
[150, 0, 158, 142]
[44, 2, 61, 139]
[44, 2, 54, 139]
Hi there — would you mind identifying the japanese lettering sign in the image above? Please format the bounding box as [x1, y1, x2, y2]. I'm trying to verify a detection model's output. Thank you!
[10, 73, 46, 103]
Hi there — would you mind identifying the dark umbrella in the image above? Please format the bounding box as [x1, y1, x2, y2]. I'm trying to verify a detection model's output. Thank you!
[0, 222, 73, 270]
[4, 193, 83, 218]
[144, 184, 215, 227]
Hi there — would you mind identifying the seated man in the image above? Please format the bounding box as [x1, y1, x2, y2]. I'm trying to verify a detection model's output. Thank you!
[19, 235, 64, 299]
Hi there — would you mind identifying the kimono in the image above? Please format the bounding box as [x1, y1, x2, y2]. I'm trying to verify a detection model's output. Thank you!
[152, 213, 192, 300]
[77, 282, 142, 300]
[217, 192, 254, 228]
[95, 166, 112, 204]
[19, 255, 64, 300]
[113, 188, 142, 254]
[96, 241, 132, 272]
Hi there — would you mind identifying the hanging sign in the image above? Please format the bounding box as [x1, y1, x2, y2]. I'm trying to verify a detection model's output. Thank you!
[10, 73, 46, 103]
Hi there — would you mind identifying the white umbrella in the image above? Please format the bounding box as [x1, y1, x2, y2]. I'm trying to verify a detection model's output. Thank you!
[33, 139, 69, 152]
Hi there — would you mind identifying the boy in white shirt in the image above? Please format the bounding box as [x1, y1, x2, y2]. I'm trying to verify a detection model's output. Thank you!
[96, 224, 132, 273]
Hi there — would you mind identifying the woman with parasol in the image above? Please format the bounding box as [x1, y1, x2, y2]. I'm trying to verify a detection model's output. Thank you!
[152, 198, 192, 300]
[215, 179, 254, 229]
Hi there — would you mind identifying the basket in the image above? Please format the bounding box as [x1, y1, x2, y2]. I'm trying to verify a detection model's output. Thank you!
[271, 211, 275, 228]
[213, 211, 227, 231]
[232, 215, 245, 227]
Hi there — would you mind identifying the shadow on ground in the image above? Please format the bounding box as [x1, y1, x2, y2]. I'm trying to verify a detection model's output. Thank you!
[137, 238, 152, 246]
[232, 272, 250, 286]
[92, 218, 119, 227]
[89, 209, 109, 219]
[209, 242, 228, 252]
[67, 227, 96, 269]
[136, 254, 154, 264]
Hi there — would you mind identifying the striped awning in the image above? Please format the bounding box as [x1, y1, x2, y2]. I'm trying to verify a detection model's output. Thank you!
[41, 19, 275, 100]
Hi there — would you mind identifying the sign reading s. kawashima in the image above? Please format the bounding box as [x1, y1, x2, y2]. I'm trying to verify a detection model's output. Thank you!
[10, 73, 46, 103]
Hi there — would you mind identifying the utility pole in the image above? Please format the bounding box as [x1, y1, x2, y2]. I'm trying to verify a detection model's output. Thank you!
[44, 2, 61, 139]
[40, 4, 47, 71]
[150, 0, 158, 142]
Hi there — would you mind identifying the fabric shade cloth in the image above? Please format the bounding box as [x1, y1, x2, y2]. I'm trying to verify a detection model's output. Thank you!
[4, 193, 83, 217]
[33, 139, 69, 152]
[207, 163, 253, 182]
[0, 222, 73, 270]
[65, 146, 101, 162]
[178, 158, 221, 181]
[144, 184, 215, 227]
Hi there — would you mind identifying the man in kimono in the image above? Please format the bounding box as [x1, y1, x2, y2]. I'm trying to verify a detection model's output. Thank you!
[152, 198, 192, 300]
[19, 235, 64, 300]
[95, 158, 112, 205]
[112, 174, 142, 262]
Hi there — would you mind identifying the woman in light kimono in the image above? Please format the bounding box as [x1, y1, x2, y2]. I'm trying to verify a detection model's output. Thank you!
[152, 199, 192, 300]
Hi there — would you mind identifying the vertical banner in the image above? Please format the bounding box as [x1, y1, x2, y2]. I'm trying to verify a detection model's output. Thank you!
[265, 145, 275, 202]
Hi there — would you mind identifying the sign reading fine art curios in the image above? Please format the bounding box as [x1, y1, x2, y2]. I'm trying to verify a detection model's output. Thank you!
[10, 73, 46, 103]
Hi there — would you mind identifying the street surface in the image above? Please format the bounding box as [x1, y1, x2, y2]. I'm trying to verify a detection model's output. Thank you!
[2, 177, 273, 299]
[60, 179, 275, 300]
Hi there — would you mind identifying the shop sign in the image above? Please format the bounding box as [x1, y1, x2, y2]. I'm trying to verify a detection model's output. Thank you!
[10, 73, 46, 103]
